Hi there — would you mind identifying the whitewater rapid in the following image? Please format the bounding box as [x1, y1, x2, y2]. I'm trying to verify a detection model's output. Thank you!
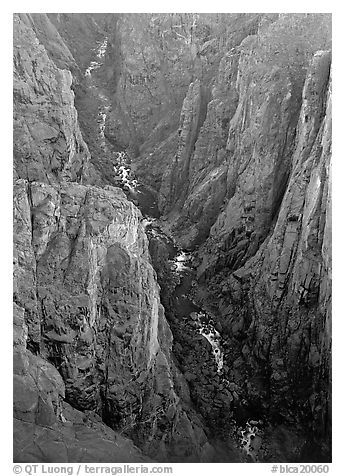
[85, 37, 108, 76]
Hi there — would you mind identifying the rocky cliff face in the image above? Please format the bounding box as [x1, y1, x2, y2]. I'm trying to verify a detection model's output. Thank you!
[13, 302, 151, 463]
[158, 79, 210, 214]
[193, 50, 332, 458]
[13, 12, 332, 463]
[13, 179, 211, 461]
[133, 15, 267, 204]
[156, 16, 331, 252]
[125, 14, 331, 460]
[158, 49, 240, 246]
[13, 15, 96, 185]
[13, 14, 213, 462]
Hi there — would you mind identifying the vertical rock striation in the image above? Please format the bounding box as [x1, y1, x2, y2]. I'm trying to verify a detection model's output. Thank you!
[197, 33, 302, 272]
[13, 12, 332, 462]
[158, 49, 240, 246]
[13, 15, 96, 185]
[197, 50, 331, 457]
[159, 79, 210, 214]
[137, 16, 331, 459]
[13, 180, 211, 460]
[13, 14, 213, 462]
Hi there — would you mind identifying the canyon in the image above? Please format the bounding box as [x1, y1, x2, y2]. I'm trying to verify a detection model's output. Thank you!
[13, 13, 331, 463]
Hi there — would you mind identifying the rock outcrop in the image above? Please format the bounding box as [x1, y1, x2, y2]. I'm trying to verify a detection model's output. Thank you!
[159, 80, 210, 214]
[13, 15, 96, 185]
[195, 50, 332, 458]
[14, 302, 151, 463]
[133, 15, 331, 460]
[13, 14, 213, 462]
[13, 179, 212, 461]
[13, 12, 332, 463]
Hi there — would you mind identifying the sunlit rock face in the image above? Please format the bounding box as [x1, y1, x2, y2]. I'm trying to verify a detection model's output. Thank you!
[13, 15, 96, 185]
[13, 14, 212, 462]
[13, 179, 211, 460]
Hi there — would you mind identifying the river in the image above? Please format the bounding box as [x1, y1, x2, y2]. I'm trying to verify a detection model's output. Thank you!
[83, 37, 264, 463]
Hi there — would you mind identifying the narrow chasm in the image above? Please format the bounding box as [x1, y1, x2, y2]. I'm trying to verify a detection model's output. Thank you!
[13, 13, 332, 464]
[69, 32, 270, 461]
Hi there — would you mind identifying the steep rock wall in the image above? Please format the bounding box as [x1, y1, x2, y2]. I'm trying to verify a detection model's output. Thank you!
[13, 12, 332, 462]
[197, 33, 302, 270]
[159, 49, 240, 246]
[18, 13, 78, 73]
[13, 15, 96, 185]
[155, 23, 263, 222]
[195, 51, 331, 456]
[161, 32, 302, 251]
[153, 15, 331, 253]
[128, 14, 270, 193]
[159, 79, 210, 214]
[14, 303, 151, 463]
[46, 13, 110, 74]
[143, 18, 331, 457]
[13, 14, 212, 462]
[13, 180, 211, 460]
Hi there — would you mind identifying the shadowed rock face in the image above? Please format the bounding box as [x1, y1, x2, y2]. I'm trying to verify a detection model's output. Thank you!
[13, 303, 151, 463]
[13, 14, 213, 462]
[159, 79, 210, 214]
[127, 14, 331, 459]
[157, 50, 240, 247]
[153, 17, 331, 258]
[195, 51, 332, 456]
[160, 35, 302, 251]
[196, 49, 301, 272]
